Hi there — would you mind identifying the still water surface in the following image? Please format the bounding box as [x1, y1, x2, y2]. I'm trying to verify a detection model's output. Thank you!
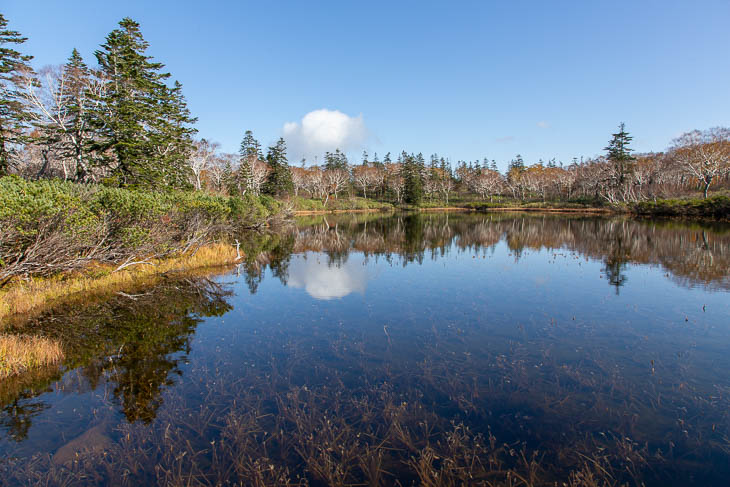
[2, 212, 730, 485]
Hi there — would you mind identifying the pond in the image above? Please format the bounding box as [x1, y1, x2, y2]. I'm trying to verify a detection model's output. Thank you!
[2, 212, 730, 486]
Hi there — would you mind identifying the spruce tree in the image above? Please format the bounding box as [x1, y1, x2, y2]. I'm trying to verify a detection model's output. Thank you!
[263, 137, 293, 196]
[59, 49, 97, 181]
[236, 130, 261, 194]
[604, 122, 635, 186]
[403, 152, 423, 205]
[324, 148, 348, 170]
[0, 13, 34, 175]
[94, 18, 196, 189]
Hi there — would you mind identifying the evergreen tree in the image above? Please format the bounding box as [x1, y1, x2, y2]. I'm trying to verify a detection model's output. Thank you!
[604, 122, 635, 186]
[324, 148, 348, 170]
[263, 137, 293, 196]
[94, 18, 196, 189]
[383, 152, 392, 164]
[440, 158, 449, 174]
[508, 154, 525, 172]
[361, 150, 369, 166]
[236, 130, 261, 194]
[403, 152, 423, 205]
[60, 49, 97, 181]
[0, 13, 34, 175]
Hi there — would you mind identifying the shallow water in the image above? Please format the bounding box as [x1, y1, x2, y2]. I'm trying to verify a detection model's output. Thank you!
[2, 212, 730, 486]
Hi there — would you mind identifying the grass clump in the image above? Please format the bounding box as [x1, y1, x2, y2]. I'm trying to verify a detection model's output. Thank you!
[0, 334, 64, 379]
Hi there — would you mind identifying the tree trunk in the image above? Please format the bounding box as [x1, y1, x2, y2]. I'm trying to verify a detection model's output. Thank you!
[703, 176, 712, 199]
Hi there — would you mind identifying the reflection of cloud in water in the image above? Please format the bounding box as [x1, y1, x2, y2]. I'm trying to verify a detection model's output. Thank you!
[288, 254, 368, 300]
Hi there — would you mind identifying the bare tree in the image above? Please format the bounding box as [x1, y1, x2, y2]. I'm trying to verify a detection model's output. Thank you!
[670, 128, 730, 198]
[469, 169, 503, 201]
[352, 165, 380, 199]
[385, 163, 405, 203]
[188, 139, 219, 190]
[207, 152, 235, 194]
[324, 167, 350, 199]
[19, 62, 106, 182]
[249, 157, 270, 196]
[291, 166, 308, 197]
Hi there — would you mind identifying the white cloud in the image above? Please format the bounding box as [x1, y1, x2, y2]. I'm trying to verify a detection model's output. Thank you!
[282, 109, 369, 162]
[537, 121, 550, 129]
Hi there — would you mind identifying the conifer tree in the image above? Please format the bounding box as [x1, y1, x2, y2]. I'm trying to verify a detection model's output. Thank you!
[0, 13, 34, 175]
[403, 152, 423, 205]
[324, 148, 348, 170]
[604, 122, 635, 186]
[58, 49, 97, 181]
[94, 18, 196, 188]
[236, 130, 261, 194]
[263, 137, 293, 196]
[372, 152, 383, 169]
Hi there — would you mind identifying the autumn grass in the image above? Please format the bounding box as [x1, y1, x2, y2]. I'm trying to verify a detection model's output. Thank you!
[0, 334, 64, 379]
[0, 242, 239, 325]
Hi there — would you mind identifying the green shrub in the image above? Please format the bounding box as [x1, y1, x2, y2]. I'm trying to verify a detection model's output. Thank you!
[0, 177, 285, 279]
[632, 196, 730, 219]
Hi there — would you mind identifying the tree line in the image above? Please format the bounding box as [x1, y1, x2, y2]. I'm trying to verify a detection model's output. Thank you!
[2, 12, 729, 203]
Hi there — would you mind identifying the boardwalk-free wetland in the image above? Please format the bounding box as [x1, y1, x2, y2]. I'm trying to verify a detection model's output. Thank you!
[1, 212, 729, 486]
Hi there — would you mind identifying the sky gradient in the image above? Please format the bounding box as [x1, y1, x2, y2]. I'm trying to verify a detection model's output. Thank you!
[5, 0, 730, 170]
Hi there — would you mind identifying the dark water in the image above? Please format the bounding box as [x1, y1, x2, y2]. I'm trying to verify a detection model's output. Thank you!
[2, 212, 730, 486]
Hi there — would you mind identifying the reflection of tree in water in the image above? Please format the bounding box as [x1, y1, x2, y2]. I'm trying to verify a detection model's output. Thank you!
[0, 278, 233, 437]
[603, 255, 628, 294]
[236, 232, 295, 293]
[601, 221, 631, 294]
[290, 213, 730, 292]
[0, 365, 59, 441]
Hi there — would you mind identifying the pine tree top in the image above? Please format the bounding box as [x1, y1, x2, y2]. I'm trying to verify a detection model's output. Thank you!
[604, 122, 635, 162]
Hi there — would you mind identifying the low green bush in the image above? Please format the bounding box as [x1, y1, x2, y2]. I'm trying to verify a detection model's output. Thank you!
[292, 196, 393, 211]
[632, 196, 730, 219]
[0, 176, 284, 279]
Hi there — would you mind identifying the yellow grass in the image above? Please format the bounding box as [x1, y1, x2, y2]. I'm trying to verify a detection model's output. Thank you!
[0, 243, 239, 325]
[0, 334, 64, 379]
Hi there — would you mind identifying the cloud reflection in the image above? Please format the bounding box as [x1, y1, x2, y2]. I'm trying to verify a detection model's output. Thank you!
[287, 254, 368, 300]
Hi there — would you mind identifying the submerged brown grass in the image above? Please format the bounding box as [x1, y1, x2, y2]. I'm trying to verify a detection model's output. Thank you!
[0, 334, 64, 379]
[0, 243, 238, 325]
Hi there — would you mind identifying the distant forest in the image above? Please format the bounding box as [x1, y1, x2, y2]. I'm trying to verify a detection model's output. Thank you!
[2, 14, 729, 206]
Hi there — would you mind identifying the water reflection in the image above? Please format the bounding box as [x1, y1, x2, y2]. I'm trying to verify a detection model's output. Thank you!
[290, 213, 730, 292]
[1, 277, 232, 442]
[287, 254, 368, 300]
[1, 212, 729, 486]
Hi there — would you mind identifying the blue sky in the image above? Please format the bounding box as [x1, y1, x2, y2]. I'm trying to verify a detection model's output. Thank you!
[5, 0, 730, 170]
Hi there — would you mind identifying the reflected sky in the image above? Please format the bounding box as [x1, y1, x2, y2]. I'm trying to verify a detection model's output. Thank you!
[287, 254, 369, 300]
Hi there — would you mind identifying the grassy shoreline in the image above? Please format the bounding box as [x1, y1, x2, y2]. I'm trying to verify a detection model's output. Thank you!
[0, 242, 240, 325]
[0, 243, 241, 379]
[293, 194, 729, 220]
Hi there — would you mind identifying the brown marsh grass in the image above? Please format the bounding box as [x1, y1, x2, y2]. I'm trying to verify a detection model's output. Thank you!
[0, 334, 63, 379]
[0, 242, 239, 325]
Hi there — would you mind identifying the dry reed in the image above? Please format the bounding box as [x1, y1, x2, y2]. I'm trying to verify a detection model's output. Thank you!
[0, 243, 239, 325]
[0, 334, 64, 379]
